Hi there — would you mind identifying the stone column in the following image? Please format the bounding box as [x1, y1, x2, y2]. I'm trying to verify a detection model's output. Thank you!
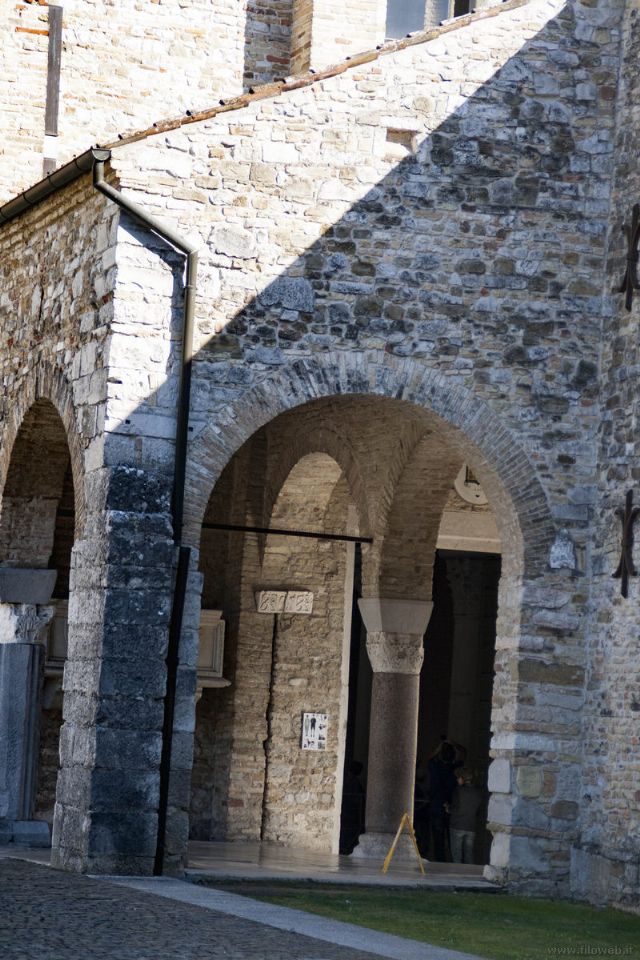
[291, 0, 386, 74]
[352, 598, 433, 859]
[0, 576, 56, 847]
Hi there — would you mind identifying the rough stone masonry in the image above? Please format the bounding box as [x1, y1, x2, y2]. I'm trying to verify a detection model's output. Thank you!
[0, 0, 638, 912]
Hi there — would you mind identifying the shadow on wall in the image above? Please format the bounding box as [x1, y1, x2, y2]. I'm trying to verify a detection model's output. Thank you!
[131, 0, 609, 884]
[173, 0, 609, 558]
[4, 0, 622, 884]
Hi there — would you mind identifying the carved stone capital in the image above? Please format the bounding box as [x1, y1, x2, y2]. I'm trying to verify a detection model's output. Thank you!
[365, 630, 424, 675]
[0, 603, 55, 645]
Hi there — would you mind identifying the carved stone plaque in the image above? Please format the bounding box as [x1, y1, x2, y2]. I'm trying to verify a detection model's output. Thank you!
[284, 591, 314, 615]
[255, 590, 286, 613]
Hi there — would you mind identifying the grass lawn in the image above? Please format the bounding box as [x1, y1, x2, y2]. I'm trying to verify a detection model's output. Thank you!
[216, 882, 640, 960]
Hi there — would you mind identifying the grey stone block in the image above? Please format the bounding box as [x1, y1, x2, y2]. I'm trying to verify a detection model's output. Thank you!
[0, 569, 57, 604]
[88, 811, 157, 856]
[259, 276, 314, 312]
[571, 848, 605, 901]
[90, 769, 159, 812]
[11, 820, 51, 847]
[0, 642, 44, 820]
[94, 728, 162, 770]
[488, 757, 511, 793]
[99, 658, 167, 699]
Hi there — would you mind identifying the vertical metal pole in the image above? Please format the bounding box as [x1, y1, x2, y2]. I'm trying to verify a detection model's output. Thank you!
[153, 545, 191, 875]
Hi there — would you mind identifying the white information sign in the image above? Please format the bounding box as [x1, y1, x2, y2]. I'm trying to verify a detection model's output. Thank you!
[301, 712, 327, 751]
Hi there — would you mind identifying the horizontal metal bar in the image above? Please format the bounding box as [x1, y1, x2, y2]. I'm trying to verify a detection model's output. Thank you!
[202, 522, 372, 544]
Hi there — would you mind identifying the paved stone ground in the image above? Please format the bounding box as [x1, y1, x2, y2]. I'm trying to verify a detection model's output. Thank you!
[1, 856, 484, 960]
[0, 858, 384, 960]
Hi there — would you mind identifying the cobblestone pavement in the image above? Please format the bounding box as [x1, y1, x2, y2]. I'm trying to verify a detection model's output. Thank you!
[0, 858, 383, 960]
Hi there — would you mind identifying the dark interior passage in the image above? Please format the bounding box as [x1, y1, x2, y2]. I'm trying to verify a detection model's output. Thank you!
[341, 548, 499, 862]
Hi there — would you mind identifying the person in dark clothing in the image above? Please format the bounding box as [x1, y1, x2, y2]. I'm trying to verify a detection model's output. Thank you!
[339, 760, 366, 854]
[428, 741, 458, 861]
[413, 763, 430, 857]
[449, 768, 483, 864]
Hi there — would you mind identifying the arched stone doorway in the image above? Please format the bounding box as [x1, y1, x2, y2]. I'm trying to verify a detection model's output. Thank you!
[181, 351, 581, 891]
[0, 395, 82, 845]
[184, 353, 566, 885]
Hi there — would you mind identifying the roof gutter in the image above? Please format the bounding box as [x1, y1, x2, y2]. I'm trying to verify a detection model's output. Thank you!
[0, 148, 100, 225]
[92, 155, 198, 877]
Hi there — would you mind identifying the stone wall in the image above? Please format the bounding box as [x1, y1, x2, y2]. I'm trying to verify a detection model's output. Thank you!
[0, 1, 48, 203]
[102, 0, 623, 894]
[0, 0, 516, 206]
[192, 423, 355, 850]
[575, 0, 640, 911]
[244, 0, 294, 86]
[0, 175, 187, 874]
[115, 4, 632, 888]
[0, 0, 637, 905]
[0, 0, 255, 204]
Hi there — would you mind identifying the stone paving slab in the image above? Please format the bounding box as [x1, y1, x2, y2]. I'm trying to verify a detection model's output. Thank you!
[185, 840, 496, 891]
[0, 858, 382, 960]
[111, 876, 483, 960]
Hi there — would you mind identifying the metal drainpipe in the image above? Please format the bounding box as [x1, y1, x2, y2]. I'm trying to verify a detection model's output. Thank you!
[92, 150, 199, 875]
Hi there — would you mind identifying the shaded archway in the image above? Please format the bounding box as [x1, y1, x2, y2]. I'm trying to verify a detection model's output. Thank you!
[191, 422, 360, 851]
[181, 352, 562, 870]
[0, 395, 81, 839]
[184, 359, 556, 869]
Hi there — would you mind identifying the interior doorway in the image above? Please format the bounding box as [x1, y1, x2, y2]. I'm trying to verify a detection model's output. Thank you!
[339, 547, 500, 862]
[0, 399, 77, 837]
[417, 549, 500, 864]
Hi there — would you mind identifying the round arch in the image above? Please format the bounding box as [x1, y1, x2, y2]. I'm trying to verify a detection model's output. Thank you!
[0, 363, 88, 540]
[183, 351, 554, 578]
[261, 418, 370, 541]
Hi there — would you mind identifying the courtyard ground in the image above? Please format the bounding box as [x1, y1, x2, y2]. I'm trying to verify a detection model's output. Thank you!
[0, 857, 477, 960]
[3, 855, 639, 960]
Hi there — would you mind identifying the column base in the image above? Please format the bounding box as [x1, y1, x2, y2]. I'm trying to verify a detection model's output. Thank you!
[350, 831, 426, 866]
[0, 819, 51, 848]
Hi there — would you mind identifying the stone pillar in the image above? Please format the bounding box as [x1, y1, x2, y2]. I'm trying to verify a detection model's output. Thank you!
[291, 0, 386, 75]
[352, 597, 433, 859]
[0, 592, 55, 847]
[424, 0, 450, 29]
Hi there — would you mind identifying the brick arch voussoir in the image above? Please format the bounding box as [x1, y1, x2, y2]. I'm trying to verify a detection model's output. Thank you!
[0, 364, 88, 539]
[183, 352, 554, 576]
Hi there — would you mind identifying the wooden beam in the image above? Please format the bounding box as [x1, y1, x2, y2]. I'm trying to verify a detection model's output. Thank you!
[44, 5, 62, 137]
